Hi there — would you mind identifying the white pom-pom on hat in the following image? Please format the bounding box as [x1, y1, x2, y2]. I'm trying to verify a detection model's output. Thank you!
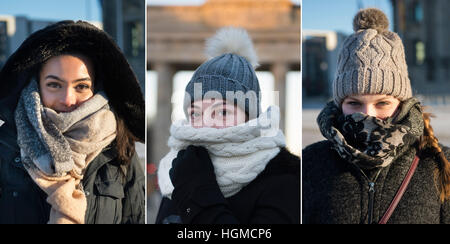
[205, 27, 259, 68]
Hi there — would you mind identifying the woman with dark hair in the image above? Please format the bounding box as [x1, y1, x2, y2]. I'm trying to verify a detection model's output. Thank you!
[302, 8, 450, 224]
[0, 20, 145, 224]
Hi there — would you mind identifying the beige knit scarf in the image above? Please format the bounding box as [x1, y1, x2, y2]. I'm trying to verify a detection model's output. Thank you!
[15, 81, 117, 224]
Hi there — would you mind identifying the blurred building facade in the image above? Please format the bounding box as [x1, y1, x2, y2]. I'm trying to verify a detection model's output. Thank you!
[0, 16, 55, 69]
[0, 18, 8, 68]
[147, 0, 301, 166]
[391, 0, 450, 102]
[302, 30, 347, 101]
[101, 0, 146, 92]
[0, 1, 146, 88]
[0, 14, 103, 70]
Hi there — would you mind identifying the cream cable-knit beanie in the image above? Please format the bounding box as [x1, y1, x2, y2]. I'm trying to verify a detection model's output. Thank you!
[333, 8, 412, 106]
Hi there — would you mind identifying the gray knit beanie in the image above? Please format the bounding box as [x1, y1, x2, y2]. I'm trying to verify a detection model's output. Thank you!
[183, 27, 261, 119]
[333, 8, 412, 106]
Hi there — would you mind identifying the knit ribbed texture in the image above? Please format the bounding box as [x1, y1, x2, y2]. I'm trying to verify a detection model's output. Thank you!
[183, 27, 261, 119]
[184, 53, 261, 119]
[333, 8, 412, 105]
[159, 106, 285, 199]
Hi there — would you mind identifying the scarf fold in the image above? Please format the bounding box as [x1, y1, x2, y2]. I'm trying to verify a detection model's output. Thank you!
[158, 105, 286, 199]
[15, 80, 117, 224]
[317, 97, 424, 169]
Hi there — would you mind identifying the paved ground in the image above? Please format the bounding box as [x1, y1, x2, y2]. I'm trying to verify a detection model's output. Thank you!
[135, 142, 164, 224]
[303, 105, 450, 150]
[147, 191, 162, 224]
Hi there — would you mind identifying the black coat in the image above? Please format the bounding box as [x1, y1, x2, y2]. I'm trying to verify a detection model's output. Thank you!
[302, 140, 450, 224]
[0, 21, 145, 224]
[155, 148, 300, 224]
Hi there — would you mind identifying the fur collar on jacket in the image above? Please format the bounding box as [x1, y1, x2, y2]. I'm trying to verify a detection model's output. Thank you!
[0, 20, 144, 141]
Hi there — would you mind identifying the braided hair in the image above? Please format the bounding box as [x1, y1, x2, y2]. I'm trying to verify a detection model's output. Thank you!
[420, 109, 450, 203]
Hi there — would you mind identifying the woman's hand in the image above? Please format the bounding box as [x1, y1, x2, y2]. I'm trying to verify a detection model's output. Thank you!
[169, 145, 216, 189]
[168, 145, 228, 223]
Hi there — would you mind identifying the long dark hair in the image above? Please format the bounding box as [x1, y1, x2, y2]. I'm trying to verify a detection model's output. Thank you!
[115, 115, 138, 168]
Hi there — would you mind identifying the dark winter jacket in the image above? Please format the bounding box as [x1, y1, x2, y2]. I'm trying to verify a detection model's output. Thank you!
[155, 148, 300, 224]
[0, 127, 145, 224]
[0, 21, 145, 224]
[302, 140, 450, 224]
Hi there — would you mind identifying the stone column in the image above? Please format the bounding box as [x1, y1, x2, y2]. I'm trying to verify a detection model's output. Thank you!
[271, 62, 288, 132]
[150, 63, 175, 166]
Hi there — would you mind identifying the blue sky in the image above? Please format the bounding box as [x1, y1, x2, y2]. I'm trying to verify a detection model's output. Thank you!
[0, 0, 391, 34]
[147, 0, 301, 6]
[0, 0, 102, 22]
[302, 0, 392, 34]
[0, 0, 301, 23]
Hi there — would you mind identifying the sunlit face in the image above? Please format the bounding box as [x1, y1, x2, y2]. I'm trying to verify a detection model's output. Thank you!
[342, 94, 401, 120]
[39, 54, 94, 113]
[187, 98, 248, 129]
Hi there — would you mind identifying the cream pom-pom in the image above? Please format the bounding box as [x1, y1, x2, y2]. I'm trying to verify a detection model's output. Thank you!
[205, 27, 259, 68]
[353, 8, 389, 34]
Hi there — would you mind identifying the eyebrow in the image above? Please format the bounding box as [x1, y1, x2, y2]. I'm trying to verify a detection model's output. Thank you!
[44, 75, 92, 83]
[211, 101, 228, 110]
[191, 101, 228, 110]
[191, 104, 201, 110]
[347, 96, 390, 103]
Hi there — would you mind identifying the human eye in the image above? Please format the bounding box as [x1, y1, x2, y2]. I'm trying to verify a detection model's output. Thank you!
[46, 82, 62, 89]
[216, 107, 233, 117]
[190, 111, 201, 119]
[346, 101, 361, 106]
[376, 101, 391, 107]
[219, 109, 228, 116]
[75, 83, 91, 91]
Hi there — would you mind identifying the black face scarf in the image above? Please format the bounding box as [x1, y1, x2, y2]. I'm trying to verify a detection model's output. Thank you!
[317, 97, 424, 170]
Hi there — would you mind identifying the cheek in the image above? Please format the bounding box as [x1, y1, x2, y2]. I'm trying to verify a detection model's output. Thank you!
[224, 110, 246, 127]
[234, 110, 247, 125]
[222, 114, 237, 127]
[39, 86, 57, 108]
[341, 104, 355, 115]
[378, 105, 399, 119]
[190, 116, 203, 128]
[77, 90, 94, 103]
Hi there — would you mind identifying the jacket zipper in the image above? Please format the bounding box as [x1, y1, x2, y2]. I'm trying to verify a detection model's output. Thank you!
[367, 182, 375, 224]
[357, 167, 382, 224]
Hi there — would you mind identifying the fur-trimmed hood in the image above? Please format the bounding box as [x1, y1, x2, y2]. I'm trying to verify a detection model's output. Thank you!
[0, 20, 144, 141]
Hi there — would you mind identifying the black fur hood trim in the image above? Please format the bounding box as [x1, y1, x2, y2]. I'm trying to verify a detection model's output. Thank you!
[0, 20, 144, 141]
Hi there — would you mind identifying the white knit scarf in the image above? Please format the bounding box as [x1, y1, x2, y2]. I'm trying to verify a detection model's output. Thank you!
[158, 106, 286, 199]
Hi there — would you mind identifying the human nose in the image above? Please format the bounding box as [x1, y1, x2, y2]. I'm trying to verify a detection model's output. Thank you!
[361, 105, 376, 117]
[203, 111, 216, 128]
[60, 88, 77, 107]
